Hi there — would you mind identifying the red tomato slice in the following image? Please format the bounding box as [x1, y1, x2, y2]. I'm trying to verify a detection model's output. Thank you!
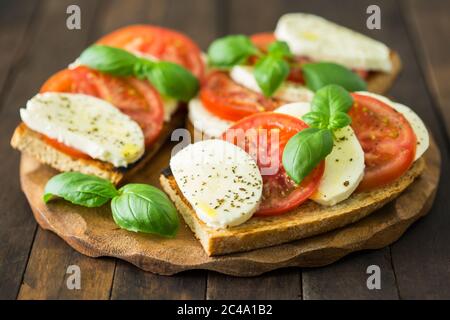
[349, 93, 416, 191]
[200, 72, 284, 122]
[223, 112, 324, 216]
[97, 25, 204, 79]
[40, 66, 164, 150]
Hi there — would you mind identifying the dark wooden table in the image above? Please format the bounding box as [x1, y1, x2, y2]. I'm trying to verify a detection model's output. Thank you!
[1, 0, 449, 300]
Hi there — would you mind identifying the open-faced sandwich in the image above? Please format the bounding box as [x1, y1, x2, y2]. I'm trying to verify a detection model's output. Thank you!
[188, 13, 401, 139]
[161, 85, 429, 256]
[11, 25, 204, 184]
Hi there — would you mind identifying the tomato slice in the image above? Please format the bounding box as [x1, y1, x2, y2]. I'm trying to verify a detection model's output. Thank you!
[223, 112, 324, 216]
[349, 93, 416, 191]
[97, 25, 204, 79]
[200, 72, 284, 122]
[40, 66, 164, 150]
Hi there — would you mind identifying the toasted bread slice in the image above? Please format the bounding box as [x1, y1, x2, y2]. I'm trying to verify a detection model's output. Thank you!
[160, 157, 425, 256]
[11, 108, 185, 184]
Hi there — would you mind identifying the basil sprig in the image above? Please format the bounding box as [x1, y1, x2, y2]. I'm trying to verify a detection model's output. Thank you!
[78, 45, 199, 102]
[302, 62, 367, 92]
[282, 85, 354, 184]
[207, 35, 292, 97]
[43, 172, 179, 237]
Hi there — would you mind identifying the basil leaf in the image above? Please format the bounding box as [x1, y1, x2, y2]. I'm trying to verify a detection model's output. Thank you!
[329, 112, 352, 129]
[267, 40, 292, 58]
[254, 55, 289, 97]
[207, 35, 258, 68]
[133, 58, 155, 80]
[282, 128, 333, 184]
[302, 111, 328, 129]
[78, 45, 139, 76]
[302, 62, 367, 92]
[147, 61, 199, 102]
[312, 84, 354, 117]
[43, 172, 118, 207]
[111, 184, 179, 237]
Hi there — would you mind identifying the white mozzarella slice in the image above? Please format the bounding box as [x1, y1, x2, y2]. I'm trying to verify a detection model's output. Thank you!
[170, 139, 263, 229]
[356, 92, 429, 161]
[20, 92, 145, 167]
[276, 102, 365, 206]
[275, 13, 392, 72]
[230, 65, 314, 102]
[188, 98, 234, 138]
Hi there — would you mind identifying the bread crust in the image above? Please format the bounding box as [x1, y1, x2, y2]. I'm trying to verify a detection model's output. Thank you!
[160, 156, 425, 256]
[11, 108, 185, 184]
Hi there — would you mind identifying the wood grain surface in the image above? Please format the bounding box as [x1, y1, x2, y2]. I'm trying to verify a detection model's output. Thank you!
[1, 0, 449, 299]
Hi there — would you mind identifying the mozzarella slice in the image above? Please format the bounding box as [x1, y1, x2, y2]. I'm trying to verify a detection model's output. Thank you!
[355, 92, 429, 160]
[230, 65, 314, 102]
[275, 13, 392, 72]
[276, 103, 365, 206]
[20, 92, 145, 167]
[170, 139, 263, 229]
[188, 98, 233, 138]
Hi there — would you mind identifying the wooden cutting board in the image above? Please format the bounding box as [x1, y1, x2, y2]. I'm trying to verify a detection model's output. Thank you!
[19, 137, 441, 276]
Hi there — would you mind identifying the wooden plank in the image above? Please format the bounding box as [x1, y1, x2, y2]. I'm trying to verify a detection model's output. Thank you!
[401, 0, 450, 141]
[105, 0, 217, 300]
[111, 261, 205, 300]
[207, 270, 301, 300]
[383, 0, 450, 299]
[0, 0, 45, 300]
[205, 0, 302, 300]
[0, 0, 37, 97]
[303, 249, 399, 299]
[11, 0, 118, 300]
[18, 230, 115, 299]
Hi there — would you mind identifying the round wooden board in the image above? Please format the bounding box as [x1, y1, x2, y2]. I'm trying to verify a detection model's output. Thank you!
[20, 137, 441, 276]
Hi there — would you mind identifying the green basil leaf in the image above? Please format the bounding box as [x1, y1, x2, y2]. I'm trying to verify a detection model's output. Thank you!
[282, 128, 333, 184]
[147, 61, 199, 102]
[43, 172, 118, 207]
[78, 45, 139, 76]
[302, 111, 329, 129]
[207, 35, 258, 68]
[312, 84, 354, 117]
[267, 40, 292, 58]
[133, 58, 155, 80]
[302, 62, 367, 92]
[329, 112, 352, 129]
[254, 55, 289, 97]
[111, 184, 179, 237]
